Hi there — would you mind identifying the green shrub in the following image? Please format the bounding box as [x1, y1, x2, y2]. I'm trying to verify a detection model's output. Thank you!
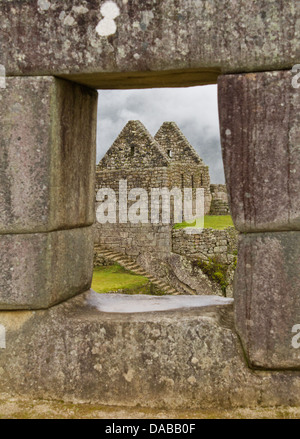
[232, 256, 238, 269]
[195, 256, 229, 295]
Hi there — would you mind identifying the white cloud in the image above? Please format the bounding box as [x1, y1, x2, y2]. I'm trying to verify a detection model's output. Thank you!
[97, 85, 224, 183]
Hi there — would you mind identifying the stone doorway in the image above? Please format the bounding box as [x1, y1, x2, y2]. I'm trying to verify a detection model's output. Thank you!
[0, 1, 299, 409]
[93, 85, 236, 298]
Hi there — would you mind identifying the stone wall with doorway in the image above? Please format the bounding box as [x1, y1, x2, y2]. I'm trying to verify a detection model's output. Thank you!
[209, 184, 230, 215]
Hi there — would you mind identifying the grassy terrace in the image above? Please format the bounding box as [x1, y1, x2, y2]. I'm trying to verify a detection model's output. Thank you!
[173, 215, 234, 230]
[92, 264, 149, 294]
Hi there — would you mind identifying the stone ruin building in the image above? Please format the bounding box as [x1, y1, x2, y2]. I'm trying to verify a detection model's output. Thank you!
[96, 119, 212, 213]
[94, 120, 234, 297]
[96, 120, 229, 218]
[0, 0, 299, 415]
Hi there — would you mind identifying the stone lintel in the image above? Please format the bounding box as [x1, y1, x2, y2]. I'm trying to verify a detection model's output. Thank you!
[1, 1, 299, 85]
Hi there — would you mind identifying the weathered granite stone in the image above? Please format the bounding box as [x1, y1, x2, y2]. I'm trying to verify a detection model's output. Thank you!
[219, 70, 300, 232]
[234, 231, 300, 369]
[0, 227, 94, 309]
[96, 120, 211, 218]
[0, 77, 97, 234]
[1, 291, 300, 408]
[1, 1, 299, 87]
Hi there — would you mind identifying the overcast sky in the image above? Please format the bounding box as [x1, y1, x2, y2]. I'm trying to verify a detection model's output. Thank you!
[97, 84, 225, 184]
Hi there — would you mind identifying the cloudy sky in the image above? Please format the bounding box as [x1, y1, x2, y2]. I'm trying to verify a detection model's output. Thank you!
[96, 84, 225, 184]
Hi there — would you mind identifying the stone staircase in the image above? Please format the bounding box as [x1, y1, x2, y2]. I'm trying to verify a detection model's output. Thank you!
[94, 245, 182, 295]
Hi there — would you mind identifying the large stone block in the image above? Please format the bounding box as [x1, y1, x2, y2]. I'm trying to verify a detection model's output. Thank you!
[219, 70, 300, 232]
[2, 292, 300, 408]
[234, 231, 300, 369]
[1, 1, 299, 87]
[0, 77, 97, 234]
[0, 226, 94, 309]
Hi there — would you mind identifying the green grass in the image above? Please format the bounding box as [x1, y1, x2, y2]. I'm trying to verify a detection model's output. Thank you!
[173, 215, 234, 230]
[91, 263, 149, 294]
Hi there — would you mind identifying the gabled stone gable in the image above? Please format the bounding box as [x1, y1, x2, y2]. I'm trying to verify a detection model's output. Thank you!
[97, 120, 169, 170]
[154, 122, 204, 165]
[96, 120, 212, 215]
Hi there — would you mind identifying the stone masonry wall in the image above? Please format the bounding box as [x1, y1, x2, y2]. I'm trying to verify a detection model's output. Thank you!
[95, 165, 187, 262]
[95, 163, 211, 260]
[96, 167, 169, 195]
[168, 163, 211, 215]
[94, 223, 172, 258]
[99, 121, 169, 170]
[154, 122, 205, 165]
[172, 227, 238, 264]
[209, 184, 230, 215]
[171, 226, 239, 297]
[94, 224, 238, 297]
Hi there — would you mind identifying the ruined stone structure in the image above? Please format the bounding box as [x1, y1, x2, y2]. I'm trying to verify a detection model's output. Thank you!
[210, 184, 230, 215]
[96, 120, 212, 216]
[95, 120, 213, 259]
[94, 227, 238, 297]
[96, 120, 229, 219]
[172, 227, 238, 265]
[95, 120, 229, 261]
[0, 0, 300, 412]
